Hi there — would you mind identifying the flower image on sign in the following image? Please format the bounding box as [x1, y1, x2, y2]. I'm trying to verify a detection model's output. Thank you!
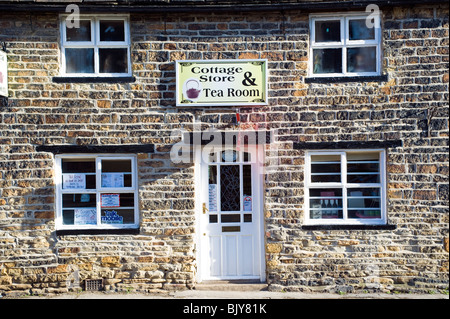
[176, 59, 267, 107]
[0, 50, 8, 98]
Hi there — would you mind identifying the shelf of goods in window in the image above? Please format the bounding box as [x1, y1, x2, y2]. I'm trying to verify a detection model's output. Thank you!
[320, 191, 339, 219]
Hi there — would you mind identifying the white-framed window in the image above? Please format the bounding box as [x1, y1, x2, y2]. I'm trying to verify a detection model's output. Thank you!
[309, 12, 381, 77]
[304, 150, 387, 225]
[55, 155, 139, 230]
[60, 15, 131, 76]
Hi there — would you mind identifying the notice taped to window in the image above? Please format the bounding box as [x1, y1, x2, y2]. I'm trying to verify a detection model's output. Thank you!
[102, 173, 124, 188]
[74, 208, 96, 225]
[63, 174, 86, 189]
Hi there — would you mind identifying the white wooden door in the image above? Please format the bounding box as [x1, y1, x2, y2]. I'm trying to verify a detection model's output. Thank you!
[197, 146, 264, 281]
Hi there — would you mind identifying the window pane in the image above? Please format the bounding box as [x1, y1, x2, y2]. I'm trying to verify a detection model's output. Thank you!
[62, 159, 96, 189]
[347, 152, 380, 183]
[348, 188, 381, 219]
[349, 19, 375, 40]
[101, 159, 132, 188]
[347, 47, 377, 73]
[62, 159, 95, 173]
[65, 48, 94, 73]
[311, 154, 341, 183]
[315, 20, 341, 42]
[221, 150, 239, 162]
[99, 48, 128, 74]
[309, 188, 343, 219]
[313, 48, 342, 74]
[102, 160, 132, 173]
[100, 20, 125, 41]
[243, 165, 252, 213]
[66, 20, 91, 42]
[100, 193, 134, 208]
[209, 215, 218, 223]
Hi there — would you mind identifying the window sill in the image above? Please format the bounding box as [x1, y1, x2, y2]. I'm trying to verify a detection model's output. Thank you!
[56, 228, 140, 236]
[305, 74, 388, 84]
[52, 76, 136, 83]
[301, 224, 396, 231]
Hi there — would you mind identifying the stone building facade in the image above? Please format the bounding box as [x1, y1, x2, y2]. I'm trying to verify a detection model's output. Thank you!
[0, 0, 448, 296]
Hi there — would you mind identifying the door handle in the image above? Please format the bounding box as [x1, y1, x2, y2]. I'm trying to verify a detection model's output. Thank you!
[202, 203, 209, 214]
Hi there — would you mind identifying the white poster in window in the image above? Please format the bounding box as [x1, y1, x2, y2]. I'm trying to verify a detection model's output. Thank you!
[63, 174, 86, 189]
[0, 50, 8, 98]
[74, 208, 96, 225]
[101, 193, 120, 207]
[101, 173, 124, 188]
[243, 196, 252, 212]
[209, 184, 217, 212]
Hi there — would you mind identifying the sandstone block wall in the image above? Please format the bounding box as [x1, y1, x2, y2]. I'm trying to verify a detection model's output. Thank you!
[0, 3, 448, 296]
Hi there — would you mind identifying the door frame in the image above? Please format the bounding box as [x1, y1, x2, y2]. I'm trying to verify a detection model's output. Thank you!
[194, 145, 266, 283]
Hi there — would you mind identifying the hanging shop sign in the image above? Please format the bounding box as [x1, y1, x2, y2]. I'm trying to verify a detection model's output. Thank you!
[176, 59, 268, 107]
[0, 50, 7, 98]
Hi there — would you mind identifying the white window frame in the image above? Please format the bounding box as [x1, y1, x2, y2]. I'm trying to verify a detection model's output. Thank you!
[304, 149, 387, 225]
[309, 12, 382, 77]
[59, 14, 131, 77]
[55, 154, 139, 230]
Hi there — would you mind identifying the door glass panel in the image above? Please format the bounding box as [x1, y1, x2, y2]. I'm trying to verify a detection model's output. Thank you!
[220, 165, 240, 211]
[243, 165, 252, 213]
[221, 214, 241, 223]
[221, 150, 238, 163]
[101, 159, 132, 188]
[209, 215, 218, 223]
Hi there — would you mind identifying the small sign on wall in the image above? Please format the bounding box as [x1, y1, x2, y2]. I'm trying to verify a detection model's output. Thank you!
[176, 59, 268, 107]
[0, 50, 8, 98]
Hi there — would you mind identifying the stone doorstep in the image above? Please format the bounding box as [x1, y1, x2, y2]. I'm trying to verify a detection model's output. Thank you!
[195, 280, 268, 291]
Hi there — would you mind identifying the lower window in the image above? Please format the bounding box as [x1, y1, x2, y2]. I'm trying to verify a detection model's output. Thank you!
[305, 150, 387, 225]
[55, 155, 138, 230]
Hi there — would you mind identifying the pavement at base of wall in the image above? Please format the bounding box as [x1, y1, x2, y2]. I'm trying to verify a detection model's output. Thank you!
[4, 290, 449, 299]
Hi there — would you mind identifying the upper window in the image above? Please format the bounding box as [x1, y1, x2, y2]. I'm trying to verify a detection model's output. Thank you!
[309, 12, 381, 77]
[55, 155, 138, 230]
[60, 15, 131, 76]
[305, 150, 387, 225]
